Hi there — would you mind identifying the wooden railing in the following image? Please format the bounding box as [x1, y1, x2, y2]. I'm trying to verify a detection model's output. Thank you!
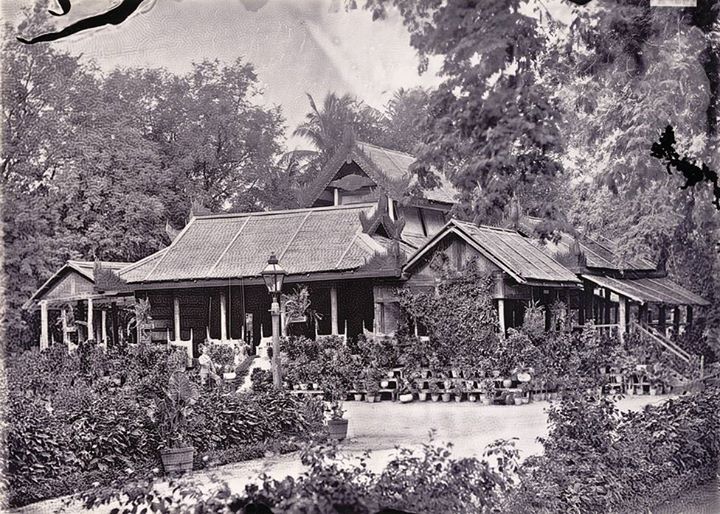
[631, 322, 703, 379]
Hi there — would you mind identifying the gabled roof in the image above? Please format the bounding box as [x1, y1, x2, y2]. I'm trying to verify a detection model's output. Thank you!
[405, 219, 581, 286]
[518, 216, 656, 272]
[25, 260, 131, 307]
[582, 274, 709, 306]
[300, 139, 457, 207]
[117, 203, 392, 284]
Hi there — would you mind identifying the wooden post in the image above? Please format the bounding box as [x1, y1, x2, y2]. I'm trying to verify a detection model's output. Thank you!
[638, 303, 647, 327]
[220, 292, 228, 341]
[603, 290, 611, 324]
[87, 297, 94, 341]
[673, 306, 680, 336]
[687, 305, 693, 327]
[173, 296, 181, 341]
[333, 188, 340, 206]
[101, 310, 108, 345]
[330, 286, 339, 335]
[658, 305, 666, 336]
[61, 307, 69, 347]
[618, 296, 627, 341]
[40, 300, 49, 350]
[111, 302, 119, 345]
[497, 299, 506, 337]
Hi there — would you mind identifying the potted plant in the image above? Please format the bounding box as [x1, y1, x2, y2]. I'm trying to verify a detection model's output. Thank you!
[418, 384, 429, 402]
[208, 343, 236, 379]
[326, 400, 348, 440]
[502, 377, 513, 388]
[282, 285, 311, 324]
[155, 372, 200, 474]
[398, 378, 415, 403]
[479, 378, 495, 405]
[365, 365, 382, 403]
[320, 344, 354, 441]
[519, 383, 531, 404]
[127, 298, 153, 344]
[452, 381, 465, 402]
[441, 382, 452, 402]
[429, 382, 441, 402]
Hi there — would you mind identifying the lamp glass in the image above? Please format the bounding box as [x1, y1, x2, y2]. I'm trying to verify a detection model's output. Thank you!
[261, 254, 286, 295]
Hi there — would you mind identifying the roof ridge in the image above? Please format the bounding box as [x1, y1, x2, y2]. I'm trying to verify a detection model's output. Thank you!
[356, 140, 417, 160]
[117, 248, 168, 275]
[451, 219, 518, 233]
[194, 202, 376, 220]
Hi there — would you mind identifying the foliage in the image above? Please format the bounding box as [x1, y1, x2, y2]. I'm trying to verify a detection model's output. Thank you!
[396, 259, 499, 368]
[153, 372, 200, 449]
[507, 387, 720, 513]
[206, 342, 235, 372]
[250, 368, 273, 394]
[79, 436, 520, 514]
[5, 342, 322, 508]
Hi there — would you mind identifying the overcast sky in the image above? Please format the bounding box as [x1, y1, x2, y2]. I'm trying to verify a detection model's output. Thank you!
[3, 0, 444, 149]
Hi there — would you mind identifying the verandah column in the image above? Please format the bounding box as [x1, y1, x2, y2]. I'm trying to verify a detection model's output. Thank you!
[497, 299, 506, 337]
[618, 296, 628, 341]
[87, 297, 94, 341]
[101, 310, 108, 347]
[220, 292, 228, 341]
[61, 306, 69, 348]
[173, 296, 181, 340]
[330, 286, 339, 335]
[39, 300, 49, 350]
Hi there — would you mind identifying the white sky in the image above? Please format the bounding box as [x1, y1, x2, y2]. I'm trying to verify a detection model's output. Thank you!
[3, 0, 445, 149]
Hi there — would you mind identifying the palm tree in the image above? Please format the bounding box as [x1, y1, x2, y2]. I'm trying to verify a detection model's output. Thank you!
[293, 92, 357, 161]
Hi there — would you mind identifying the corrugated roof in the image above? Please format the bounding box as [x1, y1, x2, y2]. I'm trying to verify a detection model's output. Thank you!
[582, 274, 709, 306]
[117, 204, 388, 284]
[25, 260, 132, 307]
[405, 219, 581, 285]
[301, 140, 457, 207]
[356, 142, 458, 204]
[518, 216, 656, 272]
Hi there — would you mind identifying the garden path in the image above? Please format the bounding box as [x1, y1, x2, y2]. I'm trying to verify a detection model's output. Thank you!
[14, 395, 668, 514]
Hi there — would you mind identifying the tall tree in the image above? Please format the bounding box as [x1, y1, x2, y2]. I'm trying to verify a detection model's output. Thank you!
[366, 0, 564, 224]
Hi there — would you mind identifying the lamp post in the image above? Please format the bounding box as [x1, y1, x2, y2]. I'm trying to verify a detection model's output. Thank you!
[261, 252, 286, 389]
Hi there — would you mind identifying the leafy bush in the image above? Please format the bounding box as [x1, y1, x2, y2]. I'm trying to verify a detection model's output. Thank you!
[6, 342, 322, 508]
[506, 387, 720, 513]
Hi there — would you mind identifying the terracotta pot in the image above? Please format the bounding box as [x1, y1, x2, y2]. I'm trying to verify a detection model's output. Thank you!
[420, 370, 430, 378]
[366, 394, 378, 403]
[380, 380, 390, 388]
[418, 392, 428, 401]
[522, 397, 530, 404]
[223, 372, 236, 380]
[502, 379, 513, 388]
[514, 397, 523, 406]
[386, 370, 395, 378]
[160, 446, 194, 474]
[327, 418, 349, 441]
[431, 393, 440, 402]
[399, 393, 414, 403]
[468, 394, 478, 403]
[481, 396, 493, 406]
[454, 394, 463, 402]
[353, 394, 363, 401]
[441, 393, 451, 402]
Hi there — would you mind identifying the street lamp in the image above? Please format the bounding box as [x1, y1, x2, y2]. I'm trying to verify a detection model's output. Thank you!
[261, 253, 286, 388]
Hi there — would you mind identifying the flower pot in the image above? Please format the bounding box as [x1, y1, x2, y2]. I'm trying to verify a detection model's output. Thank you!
[312, 383, 320, 390]
[522, 397, 530, 404]
[293, 384, 301, 390]
[649, 387, 659, 396]
[223, 372, 236, 380]
[386, 370, 395, 378]
[441, 393, 451, 402]
[380, 380, 390, 388]
[399, 393, 414, 403]
[327, 418, 349, 441]
[366, 394, 378, 403]
[465, 381, 475, 389]
[160, 446, 194, 474]
[420, 370, 430, 378]
[353, 394, 364, 401]
[514, 397, 523, 406]
[454, 394, 463, 402]
[502, 379, 513, 388]
[418, 392, 428, 401]
[517, 372, 531, 383]
[299, 383, 308, 390]
[492, 370, 501, 378]
[481, 396, 493, 406]
[431, 393, 440, 402]
[468, 394, 478, 402]
[451, 369, 461, 378]
[443, 380, 453, 389]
